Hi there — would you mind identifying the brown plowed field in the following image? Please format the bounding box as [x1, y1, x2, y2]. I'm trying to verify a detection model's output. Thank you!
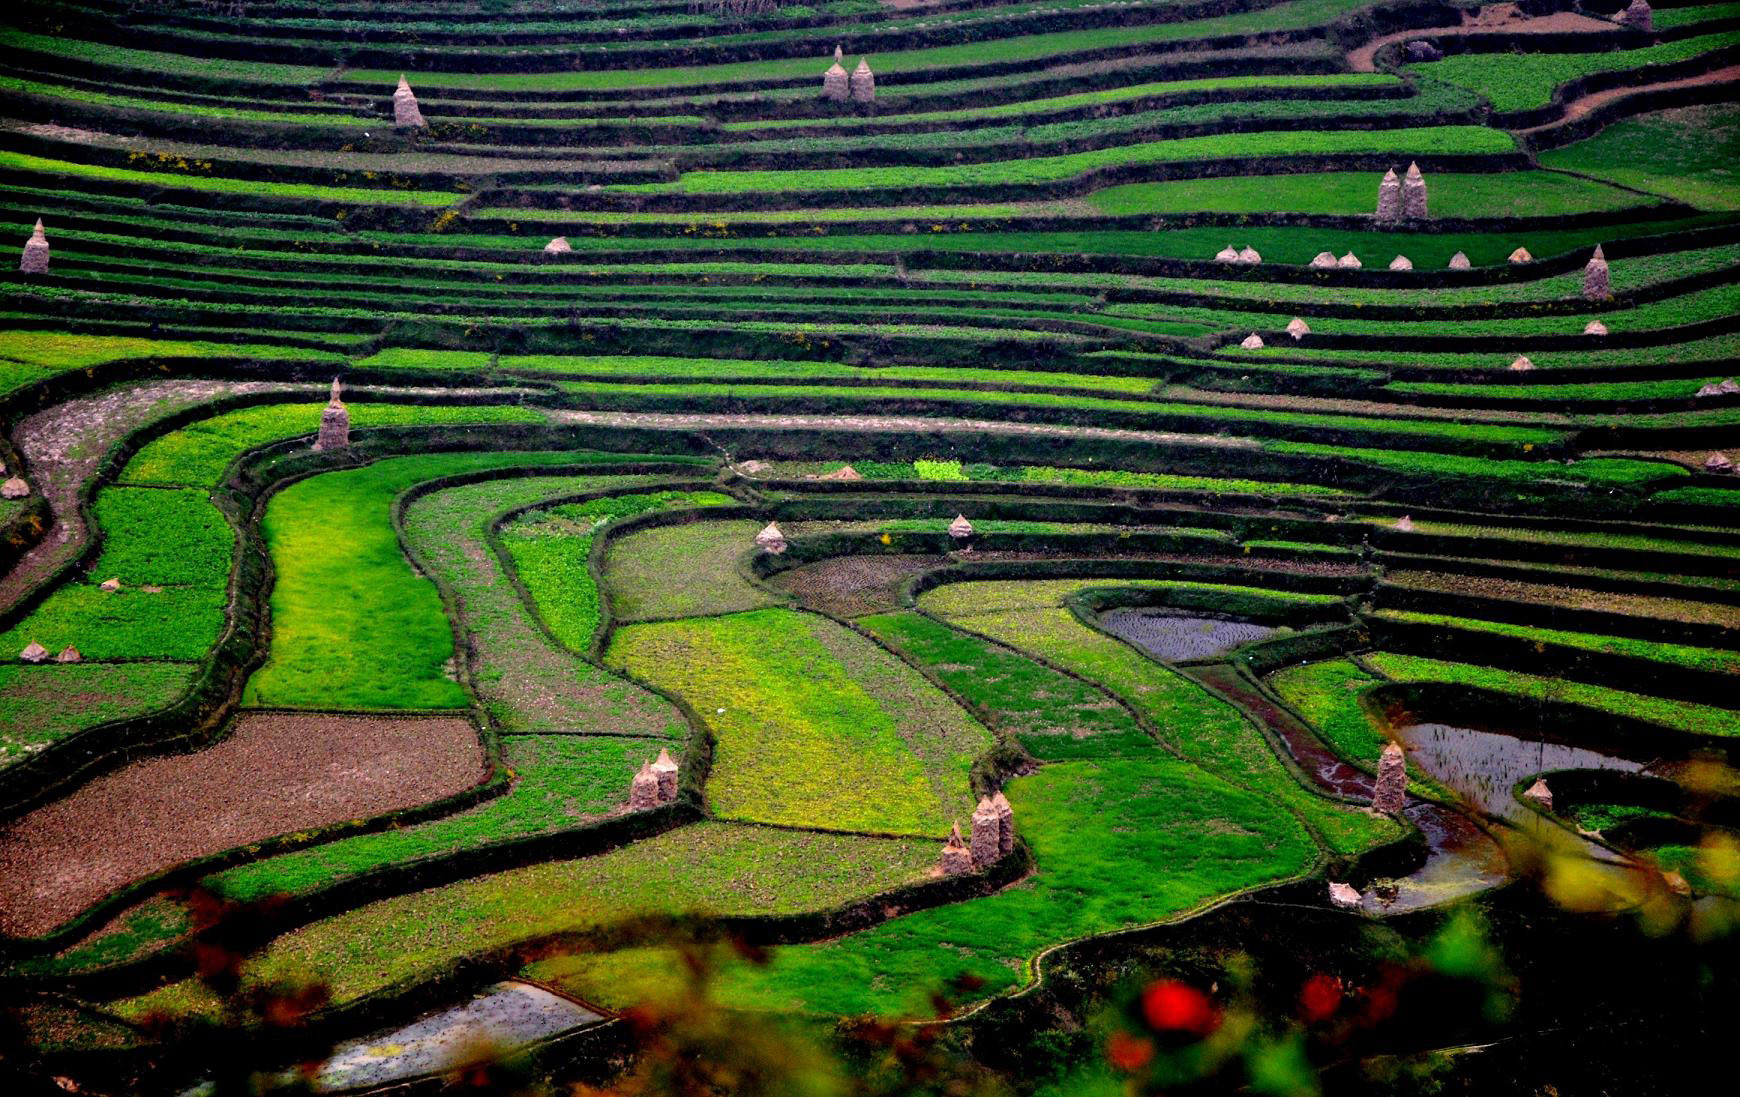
[0, 713, 484, 937]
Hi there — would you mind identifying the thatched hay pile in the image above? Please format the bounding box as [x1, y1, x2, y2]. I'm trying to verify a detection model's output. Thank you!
[755, 521, 788, 554]
[393, 76, 427, 127]
[1509, 246, 1533, 264]
[1389, 254, 1412, 271]
[1375, 168, 1402, 222]
[1286, 317, 1310, 339]
[1523, 777, 1554, 810]
[1707, 452, 1734, 473]
[1309, 251, 1338, 269]
[1372, 741, 1406, 814]
[1337, 252, 1361, 269]
[315, 378, 349, 451]
[1584, 320, 1608, 336]
[939, 823, 975, 875]
[19, 219, 48, 274]
[651, 748, 679, 801]
[1240, 332, 1264, 349]
[821, 45, 849, 101]
[1402, 162, 1429, 219]
[1582, 244, 1610, 300]
[1448, 251, 1472, 269]
[850, 58, 876, 103]
[18, 642, 48, 664]
[544, 236, 572, 254]
[0, 476, 28, 499]
[1620, 0, 1653, 32]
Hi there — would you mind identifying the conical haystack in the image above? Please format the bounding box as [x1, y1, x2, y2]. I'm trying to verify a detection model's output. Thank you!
[849, 58, 875, 103]
[1582, 244, 1610, 299]
[821, 56, 849, 101]
[1372, 741, 1406, 814]
[1697, 383, 1724, 398]
[1401, 162, 1428, 219]
[1286, 317, 1310, 339]
[819, 464, 862, 481]
[1620, 0, 1653, 32]
[393, 76, 427, 128]
[755, 521, 788, 554]
[1236, 246, 1261, 264]
[1337, 252, 1362, 269]
[1706, 452, 1734, 473]
[1447, 251, 1472, 270]
[1389, 254, 1412, 271]
[1215, 244, 1239, 262]
[628, 761, 661, 810]
[543, 236, 572, 254]
[1328, 882, 1363, 909]
[1395, 514, 1414, 532]
[948, 514, 974, 540]
[1724, 378, 1740, 394]
[19, 218, 49, 274]
[1584, 320, 1608, 336]
[1309, 251, 1338, 269]
[939, 823, 975, 875]
[651, 748, 679, 802]
[969, 796, 1001, 866]
[1240, 332, 1264, 349]
[18, 641, 48, 664]
[1, 476, 28, 499]
[1509, 246, 1533, 264]
[1375, 168, 1402, 222]
[991, 790, 1014, 854]
[1510, 355, 1535, 372]
[1523, 777, 1553, 810]
[315, 377, 349, 451]
[56, 645, 81, 664]
[99, 577, 121, 592]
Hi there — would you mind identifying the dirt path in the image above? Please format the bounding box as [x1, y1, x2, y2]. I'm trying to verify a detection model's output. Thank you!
[0, 712, 484, 938]
[0, 380, 297, 617]
[548, 409, 1260, 451]
[1520, 64, 1740, 135]
[1347, 10, 1614, 73]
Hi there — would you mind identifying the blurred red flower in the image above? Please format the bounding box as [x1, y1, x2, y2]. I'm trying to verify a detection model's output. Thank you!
[1107, 1031, 1155, 1072]
[1299, 973, 1342, 1022]
[1141, 979, 1219, 1035]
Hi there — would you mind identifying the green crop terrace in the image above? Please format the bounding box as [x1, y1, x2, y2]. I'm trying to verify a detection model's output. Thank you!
[0, 0, 1737, 1093]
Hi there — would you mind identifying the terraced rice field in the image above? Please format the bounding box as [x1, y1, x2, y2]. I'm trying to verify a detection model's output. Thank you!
[0, 1, 1736, 1094]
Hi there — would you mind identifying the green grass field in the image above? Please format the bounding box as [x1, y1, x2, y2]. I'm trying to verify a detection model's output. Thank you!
[607, 608, 990, 835]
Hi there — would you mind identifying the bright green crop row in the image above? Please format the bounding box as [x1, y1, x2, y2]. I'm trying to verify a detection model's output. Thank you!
[1416, 30, 1740, 112]
[617, 126, 1516, 194]
[0, 150, 462, 207]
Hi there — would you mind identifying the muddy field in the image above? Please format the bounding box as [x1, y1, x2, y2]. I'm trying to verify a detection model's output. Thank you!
[0, 713, 484, 936]
[768, 554, 947, 617]
[1099, 610, 1278, 662]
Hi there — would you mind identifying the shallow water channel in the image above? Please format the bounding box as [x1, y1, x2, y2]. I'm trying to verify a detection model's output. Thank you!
[309, 981, 604, 1092]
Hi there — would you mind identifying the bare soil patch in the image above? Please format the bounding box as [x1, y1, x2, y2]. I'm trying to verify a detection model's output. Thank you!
[548, 409, 1257, 451]
[769, 554, 946, 617]
[0, 712, 484, 937]
[1521, 65, 1740, 135]
[0, 380, 296, 616]
[1348, 11, 1613, 73]
[1383, 569, 1740, 629]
